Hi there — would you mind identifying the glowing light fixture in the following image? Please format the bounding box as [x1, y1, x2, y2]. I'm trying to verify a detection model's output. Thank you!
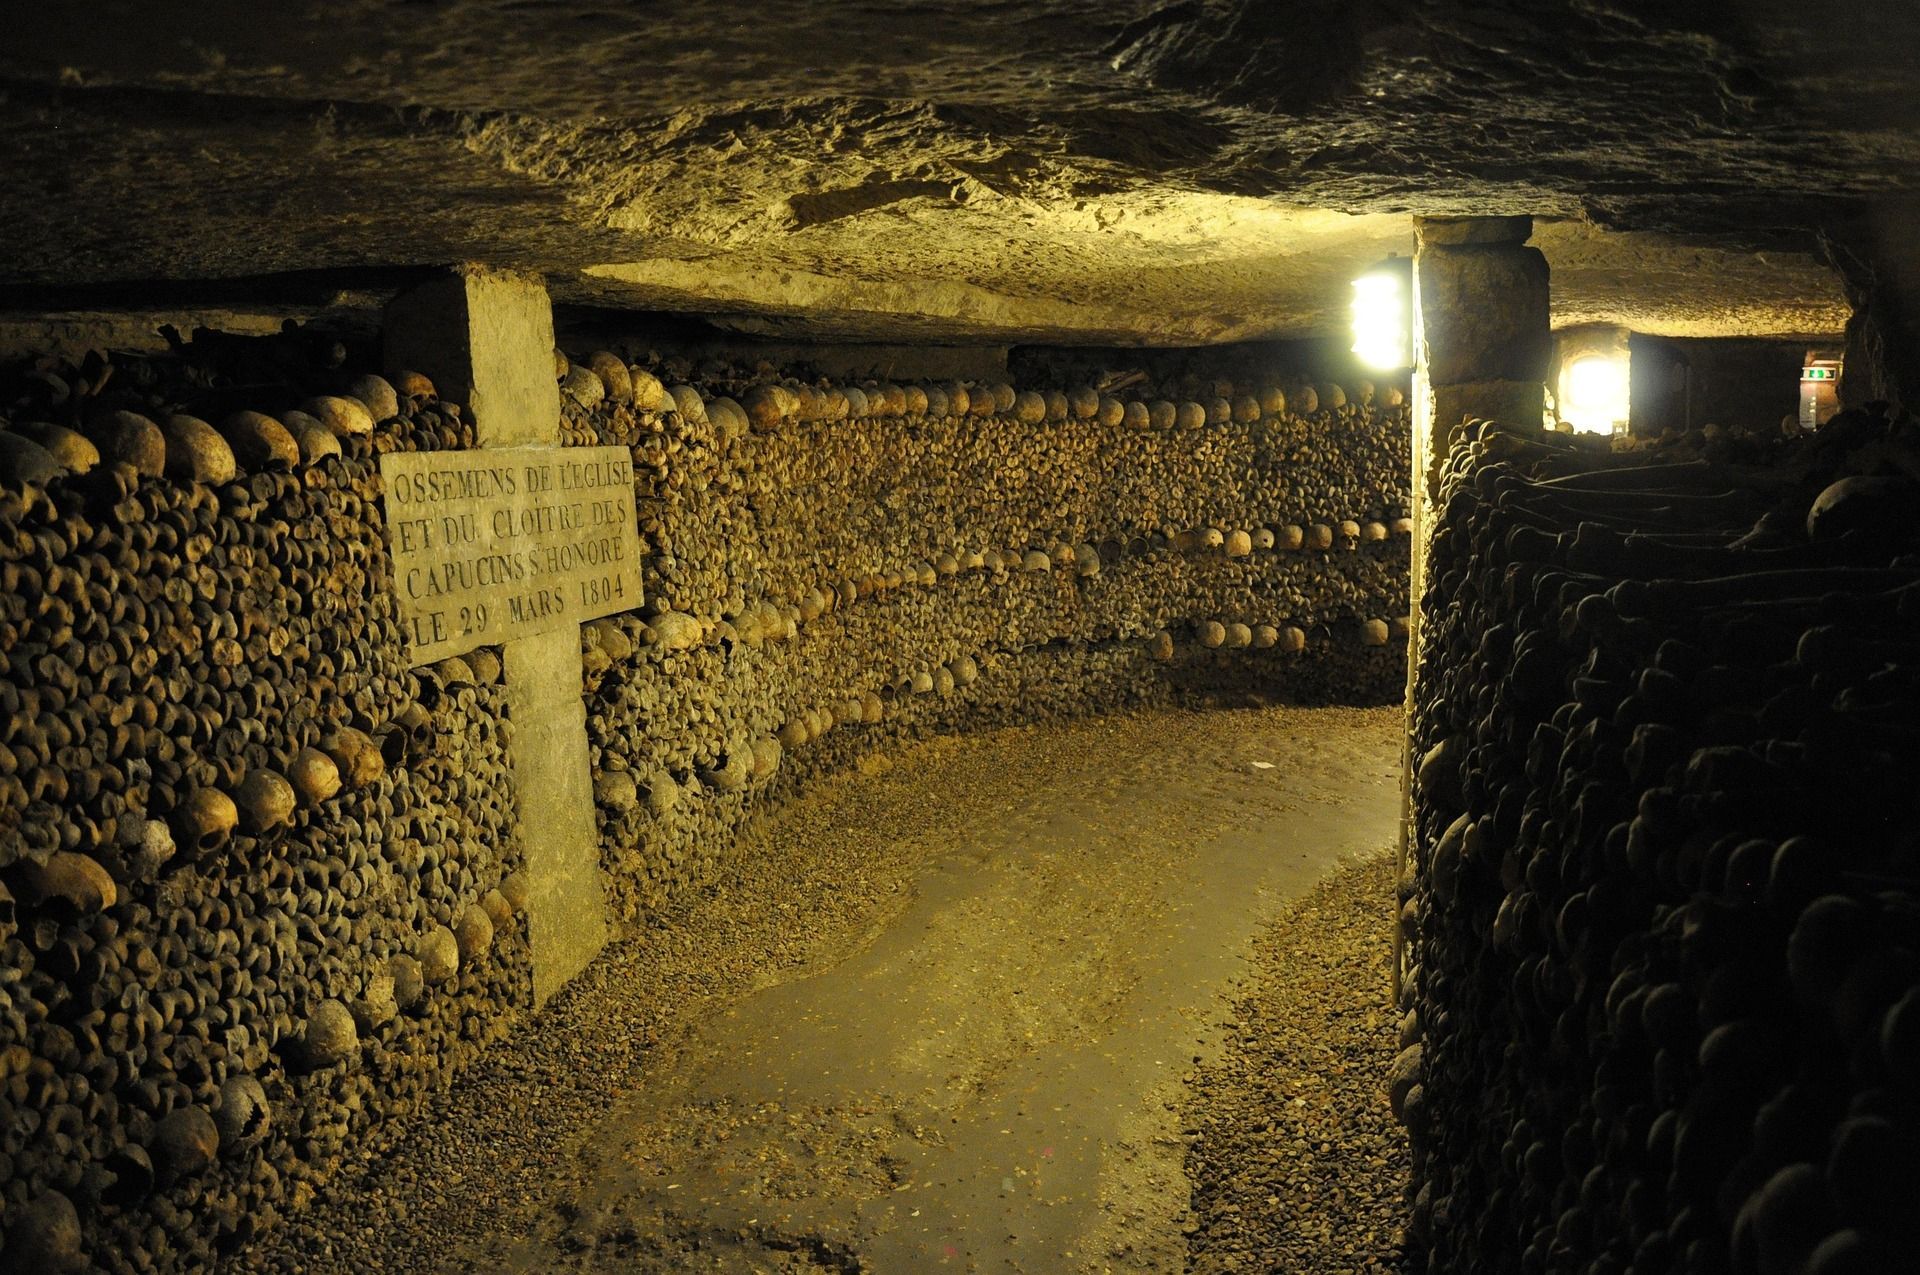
[1350, 256, 1412, 371]
[1560, 352, 1630, 434]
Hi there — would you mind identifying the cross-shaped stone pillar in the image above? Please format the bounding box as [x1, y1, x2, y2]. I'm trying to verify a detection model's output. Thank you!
[384, 265, 609, 1006]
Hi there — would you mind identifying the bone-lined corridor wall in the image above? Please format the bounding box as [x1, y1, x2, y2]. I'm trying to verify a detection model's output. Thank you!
[0, 350, 529, 1272]
[557, 353, 1411, 922]
[0, 329, 1410, 1271]
[1399, 414, 1920, 1272]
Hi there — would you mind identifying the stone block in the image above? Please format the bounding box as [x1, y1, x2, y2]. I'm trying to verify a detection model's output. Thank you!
[382, 266, 561, 444]
[505, 626, 609, 1005]
[1415, 215, 1533, 247]
[1408, 377, 1546, 507]
[1416, 246, 1551, 386]
[1431, 380, 1546, 440]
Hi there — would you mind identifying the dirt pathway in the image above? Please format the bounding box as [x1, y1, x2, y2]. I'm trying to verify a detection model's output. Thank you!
[235, 706, 1402, 1274]
[462, 707, 1399, 1273]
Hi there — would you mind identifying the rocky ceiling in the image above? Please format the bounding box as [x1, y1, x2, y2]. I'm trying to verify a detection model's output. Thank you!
[3, 1, 1916, 346]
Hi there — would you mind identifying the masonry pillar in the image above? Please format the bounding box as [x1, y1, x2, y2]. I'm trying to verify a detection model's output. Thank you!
[1397, 216, 1550, 990]
[383, 265, 609, 1006]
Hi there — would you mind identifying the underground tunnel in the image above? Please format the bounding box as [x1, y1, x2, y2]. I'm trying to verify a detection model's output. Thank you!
[2, 3, 1920, 1273]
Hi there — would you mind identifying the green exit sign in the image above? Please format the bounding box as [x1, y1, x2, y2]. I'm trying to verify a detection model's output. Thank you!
[1803, 367, 1837, 381]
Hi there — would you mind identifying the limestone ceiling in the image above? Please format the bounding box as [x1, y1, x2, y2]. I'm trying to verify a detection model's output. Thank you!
[2, 1, 1912, 344]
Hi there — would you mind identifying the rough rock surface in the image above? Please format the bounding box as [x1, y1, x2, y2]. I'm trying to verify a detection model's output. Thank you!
[0, 1, 1897, 342]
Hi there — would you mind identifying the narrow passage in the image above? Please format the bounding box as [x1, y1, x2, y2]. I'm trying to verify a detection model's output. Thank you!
[238, 706, 1404, 1274]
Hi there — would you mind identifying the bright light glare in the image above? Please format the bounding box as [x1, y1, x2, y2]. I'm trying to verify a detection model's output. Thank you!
[1562, 354, 1630, 434]
[1351, 272, 1409, 370]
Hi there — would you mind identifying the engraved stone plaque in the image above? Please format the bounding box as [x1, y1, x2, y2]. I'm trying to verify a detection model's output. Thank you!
[379, 446, 641, 665]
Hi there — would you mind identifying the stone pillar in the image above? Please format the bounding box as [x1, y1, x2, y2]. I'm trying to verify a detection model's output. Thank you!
[1824, 199, 1920, 411]
[1410, 215, 1550, 504]
[382, 265, 609, 1006]
[1397, 216, 1550, 992]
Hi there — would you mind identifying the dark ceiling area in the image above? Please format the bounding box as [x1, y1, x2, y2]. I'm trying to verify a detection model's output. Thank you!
[1, 1, 1915, 342]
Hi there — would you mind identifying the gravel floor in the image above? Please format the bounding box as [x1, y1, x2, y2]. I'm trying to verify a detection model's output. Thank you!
[224, 706, 1404, 1274]
[1183, 854, 1411, 1274]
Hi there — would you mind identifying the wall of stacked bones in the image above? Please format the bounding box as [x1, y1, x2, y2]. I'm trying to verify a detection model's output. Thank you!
[0, 328, 1410, 1271]
[1400, 409, 1920, 1274]
[552, 351, 1410, 922]
[0, 337, 528, 1274]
